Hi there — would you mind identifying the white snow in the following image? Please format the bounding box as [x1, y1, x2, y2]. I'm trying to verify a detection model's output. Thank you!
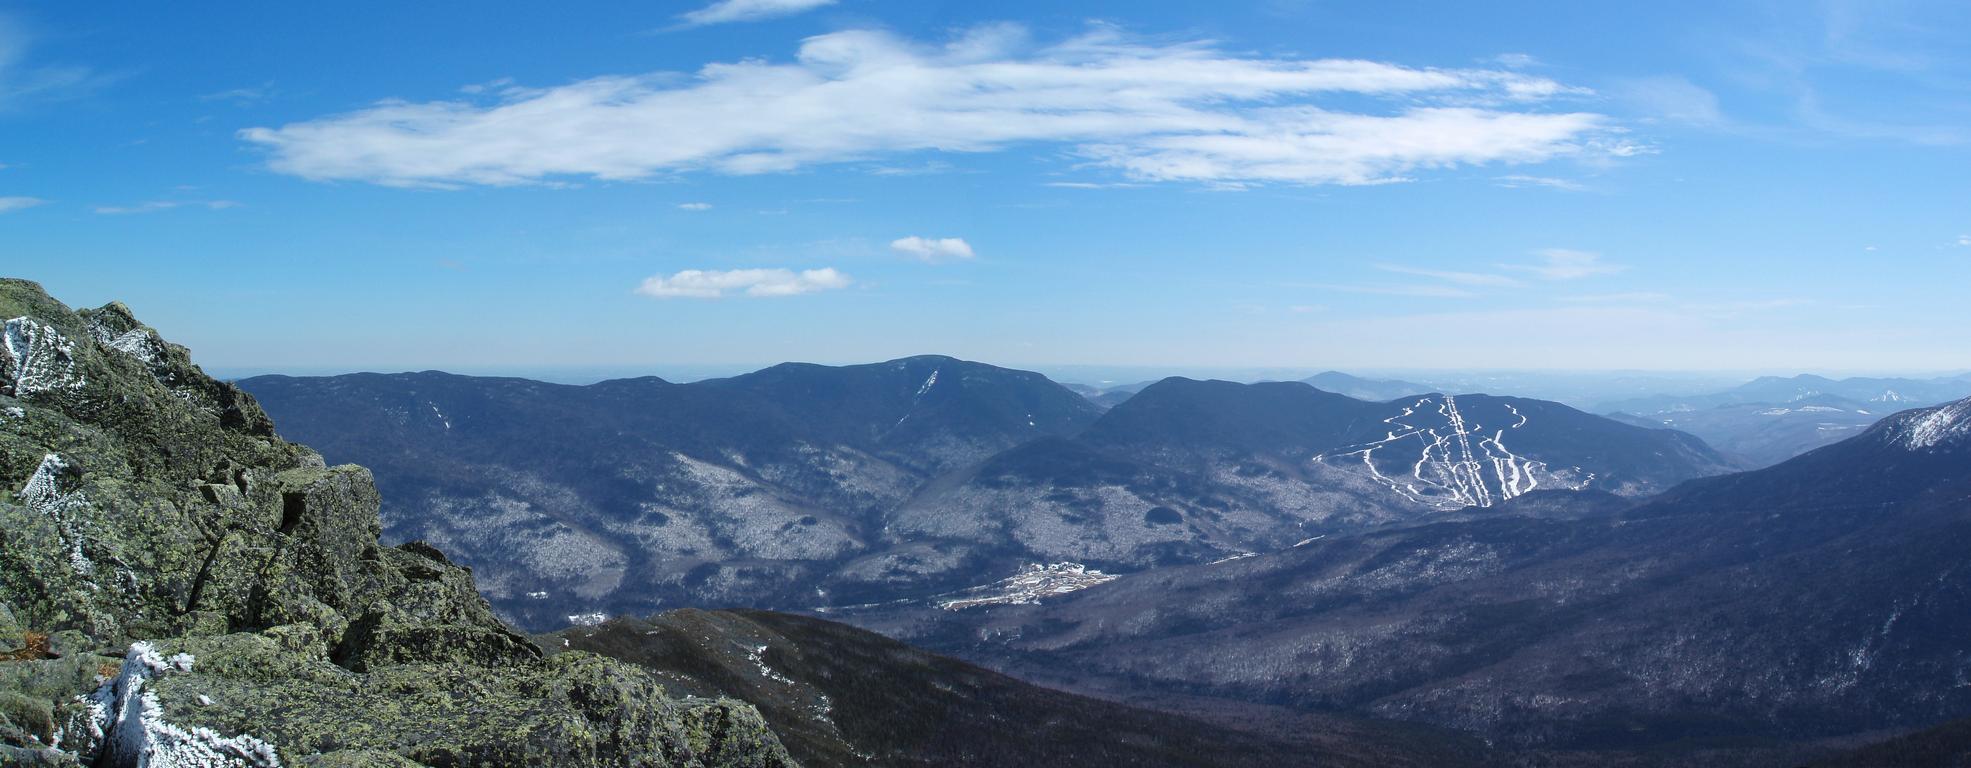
[1896, 399, 1971, 450]
[566, 612, 608, 627]
[85, 642, 282, 767]
[915, 369, 939, 396]
[3, 317, 87, 398]
[746, 644, 796, 685]
[87, 320, 163, 368]
[21, 453, 95, 577]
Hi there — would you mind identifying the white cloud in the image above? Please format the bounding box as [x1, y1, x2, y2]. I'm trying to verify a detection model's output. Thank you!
[0, 195, 43, 212]
[678, 202, 713, 211]
[1489, 53, 1539, 69]
[890, 236, 975, 262]
[635, 267, 851, 298]
[1494, 174, 1586, 191]
[1956, 234, 1970, 247]
[1502, 248, 1624, 280]
[1375, 264, 1522, 287]
[94, 200, 240, 215]
[241, 25, 1626, 189]
[679, 0, 834, 27]
[197, 83, 275, 104]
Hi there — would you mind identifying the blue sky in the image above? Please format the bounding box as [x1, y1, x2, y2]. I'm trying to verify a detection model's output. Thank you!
[4, 0, 1970, 376]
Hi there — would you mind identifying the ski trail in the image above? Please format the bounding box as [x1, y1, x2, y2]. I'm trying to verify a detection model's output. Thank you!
[1316, 396, 1590, 511]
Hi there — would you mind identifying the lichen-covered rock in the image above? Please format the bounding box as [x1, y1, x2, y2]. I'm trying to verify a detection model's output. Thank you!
[0, 278, 797, 767]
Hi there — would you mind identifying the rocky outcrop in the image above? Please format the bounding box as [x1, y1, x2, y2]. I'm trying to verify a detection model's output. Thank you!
[0, 279, 795, 766]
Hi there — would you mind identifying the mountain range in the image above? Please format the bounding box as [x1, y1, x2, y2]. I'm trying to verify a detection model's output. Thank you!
[1602, 374, 1971, 466]
[239, 365, 1734, 632]
[0, 278, 1501, 767]
[10, 276, 1971, 765]
[845, 394, 1971, 758]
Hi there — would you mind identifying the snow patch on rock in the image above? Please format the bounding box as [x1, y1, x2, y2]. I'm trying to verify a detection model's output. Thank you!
[21, 453, 96, 577]
[88, 321, 165, 368]
[82, 642, 282, 767]
[2, 317, 87, 398]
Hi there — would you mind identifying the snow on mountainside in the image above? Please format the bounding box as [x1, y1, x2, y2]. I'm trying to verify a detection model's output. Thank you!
[1887, 397, 1971, 450]
[239, 358, 1105, 630]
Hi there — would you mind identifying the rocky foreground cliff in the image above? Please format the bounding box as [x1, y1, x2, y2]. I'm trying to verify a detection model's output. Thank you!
[0, 278, 795, 766]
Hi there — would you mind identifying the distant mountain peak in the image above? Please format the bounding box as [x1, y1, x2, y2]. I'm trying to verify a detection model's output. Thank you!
[1890, 397, 1971, 450]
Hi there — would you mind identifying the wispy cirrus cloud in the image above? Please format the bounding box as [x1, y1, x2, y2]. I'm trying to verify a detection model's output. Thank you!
[1292, 282, 1478, 299]
[1557, 291, 1671, 304]
[890, 236, 974, 262]
[1494, 174, 1587, 191]
[197, 82, 276, 105]
[678, 0, 835, 27]
[636, 267, 851, 298]
[1502, 248, 1625, 280]
[241, 25, 1632, 189]
[1376, 264, 1523, 287]
[0, 195, 43, 213]
[94, 199, 240, 215]
[0, 14, 109, 109]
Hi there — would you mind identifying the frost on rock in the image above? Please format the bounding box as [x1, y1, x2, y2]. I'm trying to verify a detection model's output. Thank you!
[21, 453, 97, 577]
[1895, 398, 1971, 451]
[87, 321, 165, 368]
[2, 316, 87, 398]
[80, 642, 282, 768]
[938, 562, 1119, 610]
